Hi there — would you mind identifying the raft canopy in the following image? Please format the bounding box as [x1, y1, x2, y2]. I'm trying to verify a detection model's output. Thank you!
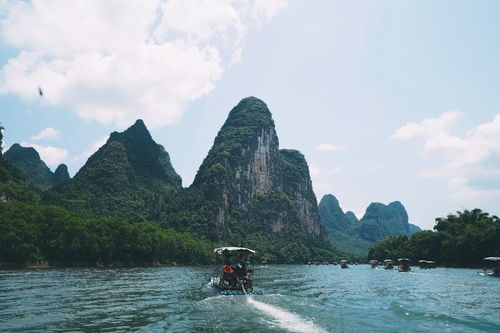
[398, 258, 411, 262]
[384, 259, 393, 263]
[483, 257, 500, 261]
[214, 247, 256, 256]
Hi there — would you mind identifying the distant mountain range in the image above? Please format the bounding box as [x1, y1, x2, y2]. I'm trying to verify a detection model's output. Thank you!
[319, 194, 421, 255]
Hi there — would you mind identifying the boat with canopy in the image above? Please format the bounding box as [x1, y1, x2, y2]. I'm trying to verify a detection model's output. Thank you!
[210, 247, 263, 295]
[478, 257, 500, 277]
[397, 258, 411, 272]
[383, 259, 394, 270]
[418, 260, 435, 269]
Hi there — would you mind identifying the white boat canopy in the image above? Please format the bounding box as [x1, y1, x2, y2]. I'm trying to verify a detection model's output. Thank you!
[398, 258, 411, 262]
[214, 247, 256, 255]
[384, 259, 393, 262]
[483, 256, 500, 261]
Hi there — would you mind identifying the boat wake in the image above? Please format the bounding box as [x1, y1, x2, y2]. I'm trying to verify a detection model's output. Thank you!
[246, 297, 326, 333]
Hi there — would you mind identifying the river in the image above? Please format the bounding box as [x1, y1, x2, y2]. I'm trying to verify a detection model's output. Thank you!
[1, 265, 499, 332]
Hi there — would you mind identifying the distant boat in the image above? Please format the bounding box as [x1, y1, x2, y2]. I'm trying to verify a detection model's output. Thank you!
[383, 259, 394, 270]
[369, 260, 379, 269]
[418, 260, 435, 269]
[397, 258, 411, 272]
[340, 260, 349, 269]
[478, 257, 500, 277]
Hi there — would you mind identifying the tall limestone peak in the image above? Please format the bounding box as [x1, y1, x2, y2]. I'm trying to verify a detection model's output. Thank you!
[194, 97, 279, 194]
[318, 194, 351, 231]
[52, 163, 70, 185]
[4, 143, 54, 189]
[49, 120, 181, 220]
[191, 97, 322, 238]
[358, 201, 410, 242]
[55, 141, 146, 218]
[107, 119, 181, 187]
[318, 194, 372, 254]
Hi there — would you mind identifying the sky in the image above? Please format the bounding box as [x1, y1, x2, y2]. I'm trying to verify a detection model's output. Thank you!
[1, 0, 500, 230]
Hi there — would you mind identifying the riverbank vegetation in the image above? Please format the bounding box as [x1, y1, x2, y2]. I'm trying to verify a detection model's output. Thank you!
[0, 201, 214, 267]
[368, 209, 500, 267]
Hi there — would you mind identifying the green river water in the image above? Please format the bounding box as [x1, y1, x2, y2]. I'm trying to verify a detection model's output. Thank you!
[1, 265, 499, 332]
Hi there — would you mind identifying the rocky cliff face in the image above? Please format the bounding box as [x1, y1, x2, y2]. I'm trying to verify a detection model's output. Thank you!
[4, 143, 69, 189]
[192, 97, 322, 237]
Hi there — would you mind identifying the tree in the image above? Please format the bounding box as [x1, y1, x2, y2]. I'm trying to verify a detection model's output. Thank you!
[0, 124, 4, 156]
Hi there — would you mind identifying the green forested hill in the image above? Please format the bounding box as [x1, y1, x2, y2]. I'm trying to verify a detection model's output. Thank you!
[46, 119, 181, 221]
[4, 144, 69, 189]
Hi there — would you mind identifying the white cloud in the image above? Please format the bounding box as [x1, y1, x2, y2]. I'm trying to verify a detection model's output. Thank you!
[32, 127, 60, 141]
[0, 0, 288, 128]
[393, 112, 500, 194]
[20, 141, 68, 167]
[391, 110, 462, 141]
[315, 143, 348, 152]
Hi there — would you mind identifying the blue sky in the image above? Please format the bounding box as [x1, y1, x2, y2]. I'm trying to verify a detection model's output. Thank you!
[2, 0, 500, 230]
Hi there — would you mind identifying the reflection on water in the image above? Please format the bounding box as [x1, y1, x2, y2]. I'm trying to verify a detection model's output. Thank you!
[1, 265, 499, 332]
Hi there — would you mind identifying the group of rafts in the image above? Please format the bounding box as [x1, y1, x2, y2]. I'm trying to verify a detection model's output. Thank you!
[211, 249, 500, 295]
[367, 257, 500, 275]
[365, 258, 432, 272]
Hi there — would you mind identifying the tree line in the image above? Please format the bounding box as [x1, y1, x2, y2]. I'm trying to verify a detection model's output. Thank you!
[368, 209, 500, 267]
[0, 201, 215, 266]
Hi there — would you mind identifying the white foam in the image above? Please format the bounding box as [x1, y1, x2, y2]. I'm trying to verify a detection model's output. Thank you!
[247, 297, 326, 333]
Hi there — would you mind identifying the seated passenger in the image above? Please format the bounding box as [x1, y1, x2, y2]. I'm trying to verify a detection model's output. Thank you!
[223, 264, 236, 285]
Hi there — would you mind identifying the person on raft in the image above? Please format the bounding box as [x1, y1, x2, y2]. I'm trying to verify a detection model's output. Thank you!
[222, 263, 236, 286]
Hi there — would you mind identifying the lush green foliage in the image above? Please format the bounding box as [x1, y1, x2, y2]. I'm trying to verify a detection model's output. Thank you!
[0, 201, 214, 266]
[46, 125, 180, 221]
[368, 209, 500, 267]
